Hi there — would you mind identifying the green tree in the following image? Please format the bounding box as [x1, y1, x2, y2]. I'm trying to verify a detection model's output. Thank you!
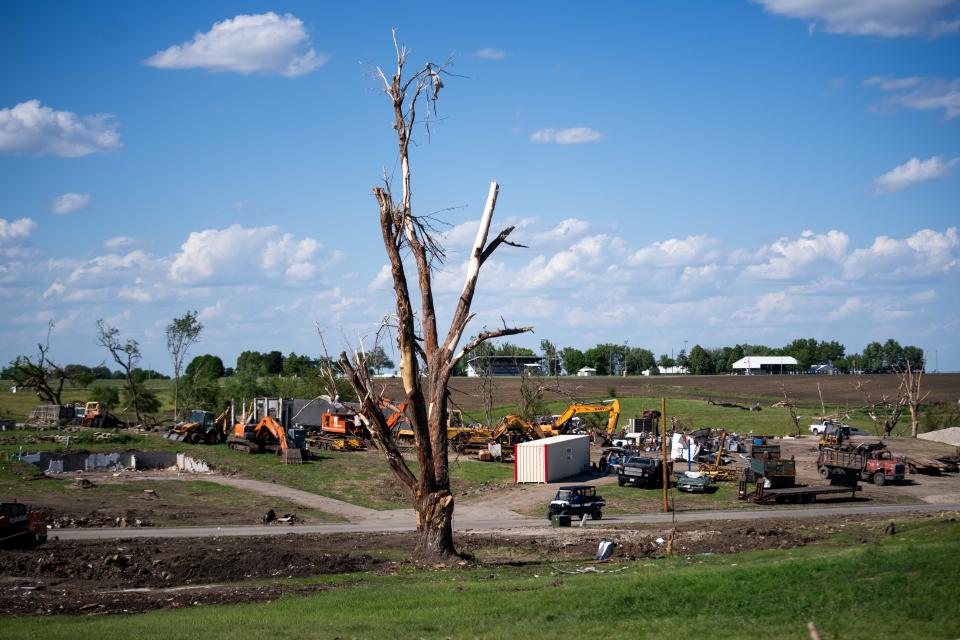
[688, 344, 714, 375]
[625, 347, 656, 375]
[236, 351, 266, 376]
[87, 383, 120, 411]
[861, 342, 885, 373]
[366, 346, 395, 374]
[263, 351, 284, 375]
[166, 310, 203, 421]
[657, 354, 675, 369]
[560, 347, 585, 375]
[186, 354, 225, 379]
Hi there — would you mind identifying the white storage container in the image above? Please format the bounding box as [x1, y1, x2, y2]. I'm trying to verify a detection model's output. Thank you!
[514, 434, 590, 483]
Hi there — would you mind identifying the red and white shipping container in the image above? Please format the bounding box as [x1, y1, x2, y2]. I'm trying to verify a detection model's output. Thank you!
[514, 434, 590, 483]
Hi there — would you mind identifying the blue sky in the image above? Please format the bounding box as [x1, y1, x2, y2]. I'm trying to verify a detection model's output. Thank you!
[1, 1, 958, 373]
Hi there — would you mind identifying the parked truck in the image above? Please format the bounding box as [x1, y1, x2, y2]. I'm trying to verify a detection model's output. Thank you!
[617, 455, 664, 487]
[817, 443, 905, 486]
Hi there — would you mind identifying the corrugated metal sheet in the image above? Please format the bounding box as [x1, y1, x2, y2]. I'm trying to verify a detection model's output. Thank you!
[515, 435, 590, 483]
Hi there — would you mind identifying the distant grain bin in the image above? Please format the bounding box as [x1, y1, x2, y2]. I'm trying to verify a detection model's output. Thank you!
[514, 434, 590, 483]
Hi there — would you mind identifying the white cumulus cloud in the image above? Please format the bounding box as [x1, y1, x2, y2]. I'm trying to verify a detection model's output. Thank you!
[744, 230, 849, 279]
[845, 227, 959, 279]
[530, 127, 602, 145]
[0, 100, 121, 157]
[169, 224, 322, 284]
[755, 0, 960, 38]
[864, 76, 960, 119]
[629, 235, 717, 267]
[145, 12, 327, 77]
[0, 217, 36, 241]
[51, 192, 90, 214]
[874, 155, 959, 193]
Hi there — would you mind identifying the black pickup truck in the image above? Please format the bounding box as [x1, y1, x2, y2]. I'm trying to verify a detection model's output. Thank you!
[617, 456, 664, 488]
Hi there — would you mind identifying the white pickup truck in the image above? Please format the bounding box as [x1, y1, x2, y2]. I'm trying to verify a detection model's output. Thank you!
[808, 420, 848, 435]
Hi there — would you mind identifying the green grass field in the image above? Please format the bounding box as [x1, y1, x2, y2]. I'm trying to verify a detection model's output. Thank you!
[0, 427, 515, 511]
[4, 516, 958, 639]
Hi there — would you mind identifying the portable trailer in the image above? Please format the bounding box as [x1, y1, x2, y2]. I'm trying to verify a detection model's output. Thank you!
[739, 478, 861, 504]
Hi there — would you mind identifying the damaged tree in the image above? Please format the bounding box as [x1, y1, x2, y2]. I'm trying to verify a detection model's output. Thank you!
[855, 379, 906, 438]
[338, 33, 531, 564]
[96, 320, 144, 424]
[895, 361, 929, 438]
[8, 321, 74, 404]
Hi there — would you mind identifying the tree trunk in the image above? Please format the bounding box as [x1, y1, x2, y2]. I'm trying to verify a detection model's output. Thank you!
[413, 489, 456, 563]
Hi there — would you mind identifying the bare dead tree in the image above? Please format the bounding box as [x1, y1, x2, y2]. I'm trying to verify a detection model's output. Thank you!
[477, 364, 496, 426]
[780, 385, 802, 437]
[96, 319, 144, 423]
[895, 361, 930, 437]
[855, 379, 907, 438]
[338, 33, 531, 564]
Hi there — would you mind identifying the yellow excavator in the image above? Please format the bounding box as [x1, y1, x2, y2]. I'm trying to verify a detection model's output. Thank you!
[450, 414, 546, 453]
[548, 400, 621, 437]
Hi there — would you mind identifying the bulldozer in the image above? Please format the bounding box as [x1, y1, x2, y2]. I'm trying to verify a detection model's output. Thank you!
[165, 408, 230, 444]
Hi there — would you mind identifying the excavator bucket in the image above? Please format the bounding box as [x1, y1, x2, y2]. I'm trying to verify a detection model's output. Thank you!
[282, 449, 303, 464]
[164, 431, 186, 442]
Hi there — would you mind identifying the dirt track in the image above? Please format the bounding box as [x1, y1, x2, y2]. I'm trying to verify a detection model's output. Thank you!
[380, 373, 960, 412]
[3, 513, 952, 616]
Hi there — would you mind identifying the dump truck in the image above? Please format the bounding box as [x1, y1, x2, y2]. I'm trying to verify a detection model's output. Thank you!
[817, 443, 905, 486]
[0, 501, 47, 549]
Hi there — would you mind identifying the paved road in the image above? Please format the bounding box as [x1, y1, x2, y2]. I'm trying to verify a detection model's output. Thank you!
[52, 502, 960, 541]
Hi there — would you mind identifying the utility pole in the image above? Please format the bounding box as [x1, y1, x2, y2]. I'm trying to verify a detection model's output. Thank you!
[661, 396, 669, 513]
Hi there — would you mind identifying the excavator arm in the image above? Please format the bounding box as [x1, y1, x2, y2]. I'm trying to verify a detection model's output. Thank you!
[553, 400, 621, 434]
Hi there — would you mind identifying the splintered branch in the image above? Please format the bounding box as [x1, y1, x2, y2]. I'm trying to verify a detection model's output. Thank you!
[339, 351, 417, 494]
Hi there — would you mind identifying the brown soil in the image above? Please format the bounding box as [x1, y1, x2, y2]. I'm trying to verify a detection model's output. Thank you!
[381, 373, 960, 412]
[1, 512, 952, 616]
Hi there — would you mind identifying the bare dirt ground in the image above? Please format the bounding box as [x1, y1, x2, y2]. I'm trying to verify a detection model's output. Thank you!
[380, 373, 960, 412]
[2, 511, 955, 616]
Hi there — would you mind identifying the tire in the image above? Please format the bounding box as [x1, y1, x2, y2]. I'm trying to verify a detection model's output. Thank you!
[591, 510, 602, 520]
[547, 511, 554, 521]
[187, 432, 201, 445]
[818, 466, 830, 479]
[618, 478, 625, 487]
[204, 431, 217, 445]
[560, 509, 571, 517]
[92, 416, 102, 428]
[873, 472, 886, 486]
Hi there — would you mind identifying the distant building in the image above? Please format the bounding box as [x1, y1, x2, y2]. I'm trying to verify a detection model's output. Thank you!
[576, 367, 597, 377]
[808, 363, 838, 375]
[731, 356, 798, 375]
[641, 366, 690, 376]
[466, 355, 544, 377]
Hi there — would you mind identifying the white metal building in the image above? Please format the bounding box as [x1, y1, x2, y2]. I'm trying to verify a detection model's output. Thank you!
[514, 434, 590, 483]
[731, 356, 798, 375]
[576, 367, 597, 377]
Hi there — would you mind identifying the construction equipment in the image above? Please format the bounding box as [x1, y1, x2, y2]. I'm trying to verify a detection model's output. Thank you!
[817, 421, 851, 448]
[817, 442, 905, 486]
[310, 412, 367, 451]
[698, 430, 736, 481]
[79, 402, 122, 429]
[228, 399, 307, 463]
[0, 501, 47, 549]
[550, 400, 621, 437]
[450, 415, 546, 454]
[165, 408, 230, 444]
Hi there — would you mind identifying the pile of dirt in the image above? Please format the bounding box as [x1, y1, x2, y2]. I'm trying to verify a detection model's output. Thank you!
[0, 537, 385, 590]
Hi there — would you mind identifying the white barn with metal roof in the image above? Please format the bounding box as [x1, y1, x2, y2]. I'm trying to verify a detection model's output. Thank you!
[731, 356, 798, 375]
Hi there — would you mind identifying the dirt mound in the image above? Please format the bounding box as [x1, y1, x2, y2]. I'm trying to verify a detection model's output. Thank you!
[0, 536, 383, 590]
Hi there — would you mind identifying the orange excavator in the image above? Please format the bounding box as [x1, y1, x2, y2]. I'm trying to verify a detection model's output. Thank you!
[229, 414, 306, 464]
